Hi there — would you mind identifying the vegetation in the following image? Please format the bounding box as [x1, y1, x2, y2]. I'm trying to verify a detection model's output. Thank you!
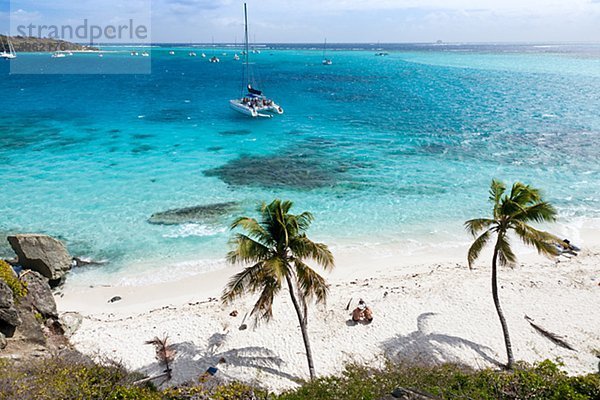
[465, 180, 560, 370]
[0, 34, 98, 52]
[222, 199, 335, 380]
[1, 357, 598, 400]
[0, 260, 27, 300]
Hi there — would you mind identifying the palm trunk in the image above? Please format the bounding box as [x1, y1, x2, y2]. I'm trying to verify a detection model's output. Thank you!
[492, 242, 514, 370]
[286, 275, 316, 380]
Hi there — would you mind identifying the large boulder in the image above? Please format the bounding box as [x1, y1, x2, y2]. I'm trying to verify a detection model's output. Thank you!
[0, 280, 22, 337]
[20, 271, 57, 319]
[7, 234, 71, 285]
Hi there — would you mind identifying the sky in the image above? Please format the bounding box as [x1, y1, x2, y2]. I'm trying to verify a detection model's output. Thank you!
[1, 0, 600, 43]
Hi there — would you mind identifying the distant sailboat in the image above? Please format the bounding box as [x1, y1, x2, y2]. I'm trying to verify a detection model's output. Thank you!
[1, 35, 17, 59]
[209, 37, 220, 63]
[322, 38, 332, 65]
[229, 3, 283, 118]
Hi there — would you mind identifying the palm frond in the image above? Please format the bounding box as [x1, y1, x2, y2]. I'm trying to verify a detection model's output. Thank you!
[295, 211, 315, 232]
[467, 230, 492, 268]
[289, 236, 334, 271]
[509, 182, 542, 205]
[294, 259, 329, 305]
[230, 216, 274, 245]
[227, 233, 272, 265]
[512, 201, 557, 224]
[221, 261, 266, 303]
[496, 234, 517, 266]
[464, 218, 496, 236]
[250, 276, 281, 322]
[145, 335, 176, 379]
[511, 221, 560, 258]
[489, 179, 506, 215]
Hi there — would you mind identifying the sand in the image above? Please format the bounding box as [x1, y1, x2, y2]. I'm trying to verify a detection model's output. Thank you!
[56, 227, 600, 392]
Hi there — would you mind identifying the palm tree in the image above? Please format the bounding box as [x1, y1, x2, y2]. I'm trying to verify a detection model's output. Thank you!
[465, 180, 559, 370]
[222, 199, 334, 380]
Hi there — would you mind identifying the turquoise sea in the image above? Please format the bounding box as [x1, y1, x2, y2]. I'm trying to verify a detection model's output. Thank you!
[2, 43, 600, 286]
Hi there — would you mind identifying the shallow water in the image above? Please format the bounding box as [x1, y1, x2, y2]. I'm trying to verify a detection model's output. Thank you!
[1, 43, 599, 286]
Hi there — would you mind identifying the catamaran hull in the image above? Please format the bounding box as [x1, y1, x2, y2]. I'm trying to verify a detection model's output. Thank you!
[229, 100, 284, 118]
[229, 100, 270, 118]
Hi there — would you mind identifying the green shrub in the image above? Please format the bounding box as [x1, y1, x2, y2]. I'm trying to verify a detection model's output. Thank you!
[1, 357, 598, 400]
[0, 260, 27, 300]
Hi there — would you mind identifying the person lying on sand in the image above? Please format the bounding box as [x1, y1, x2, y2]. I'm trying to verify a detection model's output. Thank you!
[556, 239, 580, 256]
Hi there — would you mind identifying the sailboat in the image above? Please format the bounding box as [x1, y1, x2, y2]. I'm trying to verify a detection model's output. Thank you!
[229, 3, 283, 118]
[322, 38, 332, 65]
[1, 35, 17, 59]
[209, 37, 220, 63]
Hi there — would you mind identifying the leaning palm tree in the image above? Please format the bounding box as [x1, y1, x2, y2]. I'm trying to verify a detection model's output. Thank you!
[465, 180, 559, 370]
[222, 199, 334, 380]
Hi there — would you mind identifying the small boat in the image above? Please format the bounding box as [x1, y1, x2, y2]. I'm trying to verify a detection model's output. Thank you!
[52, 52, 66, 58]
[67, 51, 73, 56]
[375, 52, 389, 56]
[189, 52, 197, 57]
[222, 52, 227, 56]
[209, 56, 220, 63]
[131, 51, 139, 56]
[142, 51, 150, 57]
[0, 35, 17, 59]
[229, 4, 283, 118]
[98, 53, 104, 58]
[322, 38, 332, 65]
[201, 53, 206, 58]
[233, 53, 240, 61]
[169, 50, 175, 55]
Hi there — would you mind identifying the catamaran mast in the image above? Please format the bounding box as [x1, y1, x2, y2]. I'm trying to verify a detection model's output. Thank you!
[244, 3, 250, 88]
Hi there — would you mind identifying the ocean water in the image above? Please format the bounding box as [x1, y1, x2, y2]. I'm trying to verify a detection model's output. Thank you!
[1, 43, 600, 286]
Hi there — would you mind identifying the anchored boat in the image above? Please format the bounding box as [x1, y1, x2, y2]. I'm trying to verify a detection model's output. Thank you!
[1, 34, 17, 59]
[229, 3, 283, 118]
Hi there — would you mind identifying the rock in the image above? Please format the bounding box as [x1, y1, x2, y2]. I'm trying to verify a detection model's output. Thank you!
[72, 257, 108, 268]
[13, 300, 46, 345]
[59, 312, 83, 338]
[7, 234, 72, 285]
[20, 271, 58, 318]
[0, 332, 6, 349]
[108, 296, 122, 303]
[147, 202, 239, 225]
[0, 280, 22, 337]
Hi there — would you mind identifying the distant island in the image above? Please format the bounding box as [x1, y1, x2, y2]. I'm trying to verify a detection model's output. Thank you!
[0, 35, 98, 52]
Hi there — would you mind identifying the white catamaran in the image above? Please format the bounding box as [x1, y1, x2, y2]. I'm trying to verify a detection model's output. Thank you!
[1, 35, 17, 59]
[229, 3, 283, 118]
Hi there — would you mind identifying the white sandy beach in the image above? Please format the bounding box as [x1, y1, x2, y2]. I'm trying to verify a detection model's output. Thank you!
[56, 222, 600, 392]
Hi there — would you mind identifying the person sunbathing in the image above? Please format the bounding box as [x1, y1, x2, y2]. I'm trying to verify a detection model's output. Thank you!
[352, 299, 373, 323]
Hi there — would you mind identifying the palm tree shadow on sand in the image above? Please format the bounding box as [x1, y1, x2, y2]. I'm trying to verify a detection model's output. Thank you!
[381, 312, 502, 368]
[139, 333, 301, 387]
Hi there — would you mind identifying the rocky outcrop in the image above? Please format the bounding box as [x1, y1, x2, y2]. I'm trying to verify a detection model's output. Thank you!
[148, 202, 239, 225]
[0, 280, 22, 337]
[0, 35, 98, 52]
[59, 312, 83, 338]
[20, 271, 57, 319]
[7, 234, 71, 286]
